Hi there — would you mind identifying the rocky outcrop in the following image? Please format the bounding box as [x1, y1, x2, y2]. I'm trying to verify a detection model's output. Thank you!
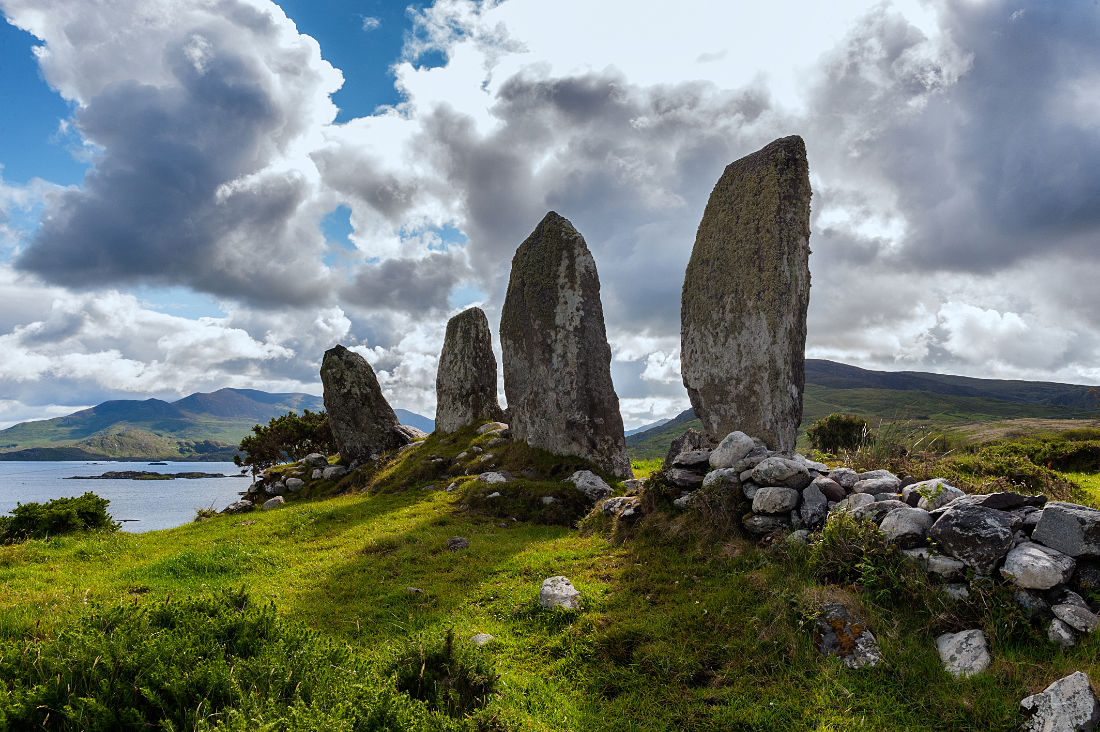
[500, 212, 631, 478]
[435, 306, 505, 433]
[680, 136, 811, 452]
[320, 345, 416, 463]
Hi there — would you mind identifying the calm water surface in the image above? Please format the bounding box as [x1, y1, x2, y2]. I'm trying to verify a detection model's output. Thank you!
[0, 461, 254, 533]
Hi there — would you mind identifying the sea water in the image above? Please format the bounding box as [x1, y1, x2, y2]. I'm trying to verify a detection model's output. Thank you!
[0, 461, 255, 533]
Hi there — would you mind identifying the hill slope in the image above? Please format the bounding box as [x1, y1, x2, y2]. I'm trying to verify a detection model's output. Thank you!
[0, 389, 433, 461]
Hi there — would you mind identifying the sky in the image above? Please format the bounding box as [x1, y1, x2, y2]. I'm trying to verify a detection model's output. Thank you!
[0, 0, 1098, 431]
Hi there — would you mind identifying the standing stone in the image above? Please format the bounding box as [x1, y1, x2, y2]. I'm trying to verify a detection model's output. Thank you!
[320, 345, 415, 463]
[435, 307, 505, 433]
[500, 212, 631, 478]
[680, 136, 811, 452]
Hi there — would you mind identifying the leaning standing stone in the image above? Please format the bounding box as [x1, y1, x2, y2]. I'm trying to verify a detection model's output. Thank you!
[435, 306, 505, 433]
[320, 344, 414, 463]
[500, 212, 632, 477]
[680, 135, 811, 452]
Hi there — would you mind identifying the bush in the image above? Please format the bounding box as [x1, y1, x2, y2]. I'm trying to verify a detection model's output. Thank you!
[392, 628, 500, 718]
[0, 589, 457, 731]
[234, 410, 335, 477]
[0, 492, 118, 541]
[806, 413, 867, 453]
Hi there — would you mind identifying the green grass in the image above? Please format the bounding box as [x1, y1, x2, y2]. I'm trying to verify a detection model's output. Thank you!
[2, 429, 1099, 729]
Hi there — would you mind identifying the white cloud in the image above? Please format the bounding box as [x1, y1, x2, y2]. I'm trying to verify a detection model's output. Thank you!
[361, 16, 381, 32]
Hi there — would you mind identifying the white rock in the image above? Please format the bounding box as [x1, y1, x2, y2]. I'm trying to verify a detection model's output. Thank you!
[673, 493, 696, 509]
[1001, 542, 1077, 590]
[914, 479, 965, 511]
[477, 422, 509, 435]
[479, 471, 510, 484]
[944, 583, 970, 600]
[599, 496, 639, 516]
[261, 496, 285, 510]
[541, 496, 557, 505]
[752, 485, 800, 515]
[852, 475, 901, 494]
[1020, 671, 1100, 732]
[935, 630, 991, 678]
[1052, 604, 1099, 634]
[566, 470, 613, 503]
[1047, 619, 1077, 648]
[708, 431, 757, 468]
[470, 633, 494, 646]
[539, 576, 581, 610]
[486, 491, 502, 499]
[879, 506, 933, 548]
[902, 548, 967, 581]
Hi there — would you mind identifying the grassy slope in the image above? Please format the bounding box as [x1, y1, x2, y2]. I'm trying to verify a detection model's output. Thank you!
[3, 434, 1099, 730]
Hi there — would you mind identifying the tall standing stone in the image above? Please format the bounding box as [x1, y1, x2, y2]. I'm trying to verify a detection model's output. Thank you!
[435, 306, 505, 433]
[500, 212, 632, 478]
[681, 135, 811, 452]
[320, 344, 415, 462]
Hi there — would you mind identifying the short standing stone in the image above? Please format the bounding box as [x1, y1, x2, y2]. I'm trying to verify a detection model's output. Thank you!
[813, 603, 882, 669]
[261, 496, 285, 511]
[566, 470, 613, 503]
[879, 507, 933, 548]
[935, 630, 991, 678]
[435, 306, 505, 433]
[708, 431, 757, 468]
[1001, 542, 1077, 590]
[929, 503, 1015, 574]
[500, 212, 632, 478]
[1033, 502, 1100, 558]
[539, 576, 581, 610]
[321, 344, 413, 462]
[753, 486, 800, 515]
[680, 136, 811, 452]
[1020, 671, 1100, 732]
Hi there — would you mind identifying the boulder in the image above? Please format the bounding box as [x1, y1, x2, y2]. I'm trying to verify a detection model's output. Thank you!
[477, 421, 508, 435]
[911, 479, 965, 511]
[303, 453, 327, 468]
[311, 469, 323, 480]
[935, 630, 991, 678]
[1001, 542, 1077, 590]
[852, 475, 901, 495]
[320, 345, 413, 463]
[812, 603, 882, 669]
[322, 465, 347, 481]
[435, 306, 505, 433]
[1033, 502, 1100, 558]
[680, 136, 811, 452]
[880, 507, 934, 548]
[750, 457, 812, 490]
[851, 499, 910, 526]
[801, 483, 829, 526]
[753, 486, 800, 515]
[828, 468, 859, 491]
[1052, 604, 1098, 634]
[221, 499, 254, 515]
[742, 482, 761, 501]
[671, 449, 713, 470]
[1047, 619, 1077, 648]
[478, 471, 511, 484]
[446, 537, 470, 551]
[708, 431, 757, 468]
[500, 212, 631, 477]
[702, 468, 741, 491]
[261, 496, 285, 511]
[284, 477, 305, 493]
[470, 633, 494, 646]
[929, 503, 1015, 574]
[902, 548, 968, 582]
[1020, 672, 1100, 732]
[665, 428, 717, 468]
[743, 513, 790, 535]
[813, 476, 846, 503]
[952, 491, 1047, 511]
[665, 468, 705, 489]
[566, 470, 613, 503]
[600, 496, 640, 516]
[539, 576, 581, 610]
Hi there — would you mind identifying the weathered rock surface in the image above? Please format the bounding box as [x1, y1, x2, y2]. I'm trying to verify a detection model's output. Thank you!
[322, 465, 347, 481]
[880, 506, 933, 548]
[708, 431, 757, 468]
[1052, 604, 1098, 634]
[261, 496, 285, 511]
[1048, 619, 1077, 648]
[284, 477, 305, 493]
[321, 345, 413, 463]
[1020, 671, 1100, 732]
[1033, 502, 1100, 558]
[666, 468, 706, 489]
[221, 499, 254, 515]
[435, 306, 505, 433]
[753, 486, 800, 515]
[664, 428, 716, 467]
[813, 476, 846, 502]
[935, 630, 991, 678]
[470, 632, 494, 646]
[929, 503, 1015, 574]
[801, 483, 828, 526]
[813, 603, 882, 669]
[539, 576, 581, 610]
[912, 479, 965, 511]
[680, 136, 811, 452]
[750, 457, 812, 490]
[903, 548, 968, 582]
[567, 470, 613, 503]
[828, 468, 859, 490]
[852, 474, 901, 495]
[500, 212, 631, 478]
[1002, 542, 1077, 590]
[743, 513, 790, 535]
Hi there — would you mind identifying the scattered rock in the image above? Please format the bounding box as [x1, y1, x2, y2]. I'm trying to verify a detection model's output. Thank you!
[935, 630, 990, 678]
[566, 470, 613, 503]
[500, 212, 632, 478]
[1001, 542, 1077, 590]
[261, 496, 285, 511]
[753, 486, 801, 515]
[435, 307, 506, 433]
[221, 499, 254, 515]
[750, 457, 812, 490]
[446, 537, 470, 551]
[708, 431, 757, 469]
[680, 136, 811, 452]
[285, 477, 305, 493]
[813, 603, 882, 669]
[470, 633, 494, 646]
[1052, 604, 1098, 634]
[929, 503, 1015, 574]
[478, 472, 511, 484]
[539, 576, 581, 610]
[880, 507, 934, 548]
[1047, 619, 1077, 648]
[1020, 671, 1100, 732]
[1033, 502, 1100, 558]
[321, 345, 413, 462]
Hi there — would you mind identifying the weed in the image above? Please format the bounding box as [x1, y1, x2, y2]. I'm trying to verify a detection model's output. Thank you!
[392, 628, 500, 717]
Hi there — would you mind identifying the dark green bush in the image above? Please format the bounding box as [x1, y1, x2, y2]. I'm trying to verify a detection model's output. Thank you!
[234, 410, 335, 477]
[392, 628, 500, 718]
[806, 413, 867, 453]
[0, 589, 457, 731]
[0, 492, 118, 541]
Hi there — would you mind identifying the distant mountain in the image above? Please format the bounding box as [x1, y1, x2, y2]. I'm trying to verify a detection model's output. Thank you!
[625, 359, 1100, 459]
[624, 418, 671, 437]
[0, 389, 433, 461]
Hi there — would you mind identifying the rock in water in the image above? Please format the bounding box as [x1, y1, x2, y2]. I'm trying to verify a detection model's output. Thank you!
[680, 136, 811, 452]
[435, 306, 505, 433]
[320, 344, 413, 463]
[500, 212, 632, 478]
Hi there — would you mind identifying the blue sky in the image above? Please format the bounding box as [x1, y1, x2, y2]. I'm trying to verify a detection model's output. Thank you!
[0, 0, 1098, 430]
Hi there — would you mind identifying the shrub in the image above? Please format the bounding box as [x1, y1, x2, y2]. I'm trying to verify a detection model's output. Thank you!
[806, 413, 867, 453]
[0, 492, 118, 541]
[392, 628, 500, 718]
[234, 410, 335, 477]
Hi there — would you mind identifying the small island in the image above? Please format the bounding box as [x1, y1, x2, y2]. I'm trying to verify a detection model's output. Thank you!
[66, 471, 229, 480]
